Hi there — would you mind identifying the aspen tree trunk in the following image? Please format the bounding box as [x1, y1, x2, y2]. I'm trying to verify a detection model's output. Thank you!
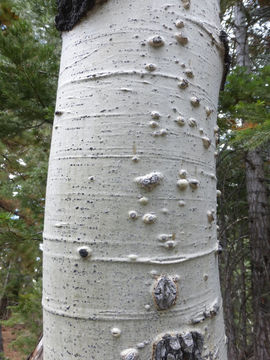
[234, 4, 270, 359]
[43, 1, 227, 359]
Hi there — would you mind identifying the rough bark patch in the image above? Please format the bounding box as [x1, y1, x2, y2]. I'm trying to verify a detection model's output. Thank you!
[55, 0, 96, 31]
[219, 30, 231, 91]
[153, 276, 177, 310]
[153, 332, 204, 360]
[135, 172, 163, 191]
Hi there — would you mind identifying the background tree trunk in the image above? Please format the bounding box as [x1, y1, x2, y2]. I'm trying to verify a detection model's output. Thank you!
[219, 206, 239, 360]
[0, 325, 3, 358]
[43, 0, 227, 359]
[245, 150, 270, 360]
[234, 3, 270, 359]
[234, 3, 251, 69]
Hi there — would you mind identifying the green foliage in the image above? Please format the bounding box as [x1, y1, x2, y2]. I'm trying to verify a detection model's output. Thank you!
[217, 3, 270, 356]
[0, 16, 59, 137]
[0, 0, 60, 355]
[221, 1, 270, 68]
[0, 353, 9, 360]
[217, 129, 254, 356]
[1, 280, 42, 355]
[219, 65, 270, 148]
[0, 128, 48, 355]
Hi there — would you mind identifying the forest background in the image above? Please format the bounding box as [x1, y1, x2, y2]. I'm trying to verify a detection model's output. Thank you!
[0, 0, 269, 359]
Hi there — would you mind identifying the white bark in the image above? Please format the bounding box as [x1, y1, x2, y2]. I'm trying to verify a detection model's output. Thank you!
[43, 0, 227, 359]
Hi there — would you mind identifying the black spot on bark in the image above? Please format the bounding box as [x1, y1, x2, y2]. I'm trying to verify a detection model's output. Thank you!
[55, 0, 96, 32]
[55, 110, 63, 116]
[153, 332, 204, 360]
[79, 248, 89, 257]
[216, 242, 223, 255]
[153, 276, 177, 310]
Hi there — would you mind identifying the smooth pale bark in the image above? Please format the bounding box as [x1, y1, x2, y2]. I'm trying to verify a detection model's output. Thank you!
[43, 0, 227, 359]
[234, 4, 270, 359]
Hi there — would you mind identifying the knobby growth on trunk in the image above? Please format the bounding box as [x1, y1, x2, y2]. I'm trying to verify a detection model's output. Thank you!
[43, 0, 228, 359]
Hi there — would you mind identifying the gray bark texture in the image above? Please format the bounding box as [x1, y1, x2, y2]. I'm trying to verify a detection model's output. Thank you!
[245, 150, 270, 360]
[43, 0, 227, 359]
[234, 3, 251, 68]
[234, 4, 270, 359]
[0, 325, 3, 355]
[153, 332, 203, 360]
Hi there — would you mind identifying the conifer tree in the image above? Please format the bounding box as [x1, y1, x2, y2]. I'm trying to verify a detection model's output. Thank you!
[0, 0, 60, 354]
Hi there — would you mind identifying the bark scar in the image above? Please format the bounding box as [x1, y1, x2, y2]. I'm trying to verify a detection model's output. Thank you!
[219, 30, 231, 91]
[153, 332, 204, 360]
[153, 276, 178, 310]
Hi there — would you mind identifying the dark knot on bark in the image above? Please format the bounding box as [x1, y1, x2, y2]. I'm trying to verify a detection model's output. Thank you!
[153, 332, 204, 360]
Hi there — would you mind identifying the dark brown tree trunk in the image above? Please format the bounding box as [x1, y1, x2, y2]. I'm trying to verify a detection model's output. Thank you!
[0, 325, 3, 357]
[245, 149, 270, 360]
[234, 3, 270, 357]
[239, 225, 248, 357]
[219, 208, 239, 360]
[224, 283, 239, 360]
[0, 296, 9, 320]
